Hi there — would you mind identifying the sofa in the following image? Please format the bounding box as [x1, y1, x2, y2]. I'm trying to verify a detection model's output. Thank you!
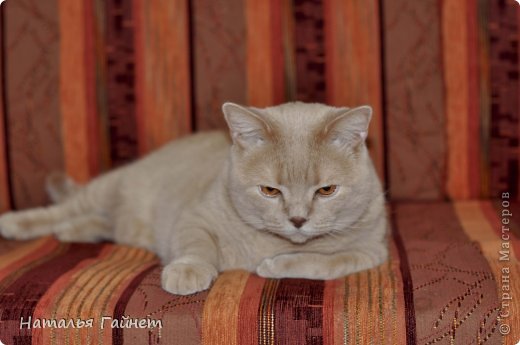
[0, 0, 518, 344]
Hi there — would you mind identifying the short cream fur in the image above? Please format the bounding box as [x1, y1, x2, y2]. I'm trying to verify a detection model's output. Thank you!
[0, 102, 388, 295]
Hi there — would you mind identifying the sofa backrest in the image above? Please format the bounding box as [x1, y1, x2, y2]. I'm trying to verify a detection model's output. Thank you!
[0, 0, 518, 210]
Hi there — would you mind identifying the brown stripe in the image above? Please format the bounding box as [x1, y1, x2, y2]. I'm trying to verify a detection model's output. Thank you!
[105, 0, 139, 166]
[389, 207, 416, 345]
[191, 0, 247, 131]
[0, 5, 10, 212]
[382, 0, 446, 200]
[112, 264, 159, 345]
[292, 0, 326, 103]
[324, 0, 385, 182]
[273, 279, 325, 344]
[488, 0, 520, 200]
[0, 243, 103, 344]
[4, 0, 65, 207]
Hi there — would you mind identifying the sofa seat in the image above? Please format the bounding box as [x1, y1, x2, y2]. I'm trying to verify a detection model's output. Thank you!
[0, 201, 517, 345]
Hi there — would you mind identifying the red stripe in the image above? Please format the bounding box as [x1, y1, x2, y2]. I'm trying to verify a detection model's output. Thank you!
[133, 0, 146, 156]
[0, 243, 104, 344]
[270, 0, 285, 105]
[237, 274, 265, 345]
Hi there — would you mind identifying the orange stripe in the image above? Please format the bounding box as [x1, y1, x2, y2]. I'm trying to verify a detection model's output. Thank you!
[136, 0, 191, 155]
[246, 0, 284, 107]
[443, 0, 472, 199]
[0, 20, 10, 212]
[59, 0, 98, 183]
[202, 270, 250, 345]
[323, 0, 385, 182]
[0, 237, 58, 281]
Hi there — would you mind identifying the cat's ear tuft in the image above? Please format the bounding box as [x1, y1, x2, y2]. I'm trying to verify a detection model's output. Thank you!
[324, 105, 372, 149]
[222, 102, 270, 148]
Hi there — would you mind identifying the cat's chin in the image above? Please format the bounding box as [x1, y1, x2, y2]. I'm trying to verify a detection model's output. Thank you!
[284, 232, 313, 244]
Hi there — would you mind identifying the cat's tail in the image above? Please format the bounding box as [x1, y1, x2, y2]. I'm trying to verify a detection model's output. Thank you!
[45, 172, 81, 203]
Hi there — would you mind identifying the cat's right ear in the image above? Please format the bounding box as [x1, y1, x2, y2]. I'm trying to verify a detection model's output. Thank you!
[222, 102, 270, 149]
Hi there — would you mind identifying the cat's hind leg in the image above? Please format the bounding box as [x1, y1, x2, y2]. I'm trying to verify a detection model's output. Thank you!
[0, 205, 72, 240]
[0, 170, 120, 241]
[54, 213, 112, 242]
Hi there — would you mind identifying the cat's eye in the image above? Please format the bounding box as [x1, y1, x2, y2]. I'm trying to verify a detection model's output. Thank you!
[316, 185, 338, 197]
[259, 186, 281, 197]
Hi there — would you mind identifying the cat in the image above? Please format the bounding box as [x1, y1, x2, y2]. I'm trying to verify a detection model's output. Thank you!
[0, 102, 388, 295]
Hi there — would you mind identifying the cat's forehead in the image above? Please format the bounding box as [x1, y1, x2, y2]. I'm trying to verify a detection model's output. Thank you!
[261, 102, 338, 132]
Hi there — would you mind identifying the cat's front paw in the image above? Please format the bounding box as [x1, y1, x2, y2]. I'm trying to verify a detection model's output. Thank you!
[256, 255, 294, 279]
[161, 260, 218, 295]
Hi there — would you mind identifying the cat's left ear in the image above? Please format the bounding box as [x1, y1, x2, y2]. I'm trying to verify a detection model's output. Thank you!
[324, 106, 372, 149]
[222, 102, 271, 149]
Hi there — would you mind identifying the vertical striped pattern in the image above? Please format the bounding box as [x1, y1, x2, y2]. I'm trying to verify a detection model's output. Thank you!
[0, 8, 9, 213]
[59, 0, 99, 183]
[246, 0, 285, 107]
[135, 0, 192, 155]
[443, 0, 481, 200]
[1, 0, 518, 204]
[324, 0, 384, 181]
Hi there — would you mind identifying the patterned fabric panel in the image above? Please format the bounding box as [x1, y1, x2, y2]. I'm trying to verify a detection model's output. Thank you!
[0, 0, 519, 206]
[2, 0, 64, 209]
[0, 201, 516, 344]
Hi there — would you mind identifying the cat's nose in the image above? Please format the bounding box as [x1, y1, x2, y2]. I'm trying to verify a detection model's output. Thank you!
[289, 217, 307, 228]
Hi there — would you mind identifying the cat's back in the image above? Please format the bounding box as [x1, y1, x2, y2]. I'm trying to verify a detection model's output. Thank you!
[117, 131, 230, 220]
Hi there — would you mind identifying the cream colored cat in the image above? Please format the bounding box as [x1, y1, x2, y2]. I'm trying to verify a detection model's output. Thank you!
[0, 102, 387, 295]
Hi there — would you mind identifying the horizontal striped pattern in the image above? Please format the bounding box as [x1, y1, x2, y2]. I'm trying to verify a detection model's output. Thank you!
[0, 201, 517, 344]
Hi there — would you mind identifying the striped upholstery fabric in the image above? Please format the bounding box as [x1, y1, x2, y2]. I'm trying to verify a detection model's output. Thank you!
[0, 0, 519, 344]
[1, 201, 518, 344]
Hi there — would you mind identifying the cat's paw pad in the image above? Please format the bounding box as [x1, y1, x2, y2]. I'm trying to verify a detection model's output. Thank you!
[161, 261, 218, 295]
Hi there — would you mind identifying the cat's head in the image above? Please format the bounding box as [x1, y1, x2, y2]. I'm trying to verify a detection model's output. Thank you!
[222, 102, 380, 244]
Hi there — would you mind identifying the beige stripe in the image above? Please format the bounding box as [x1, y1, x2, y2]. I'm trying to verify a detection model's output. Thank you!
[202, 270, 250, 345]
[454, 201, 517, 262]
[454, 201, 519, 344]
